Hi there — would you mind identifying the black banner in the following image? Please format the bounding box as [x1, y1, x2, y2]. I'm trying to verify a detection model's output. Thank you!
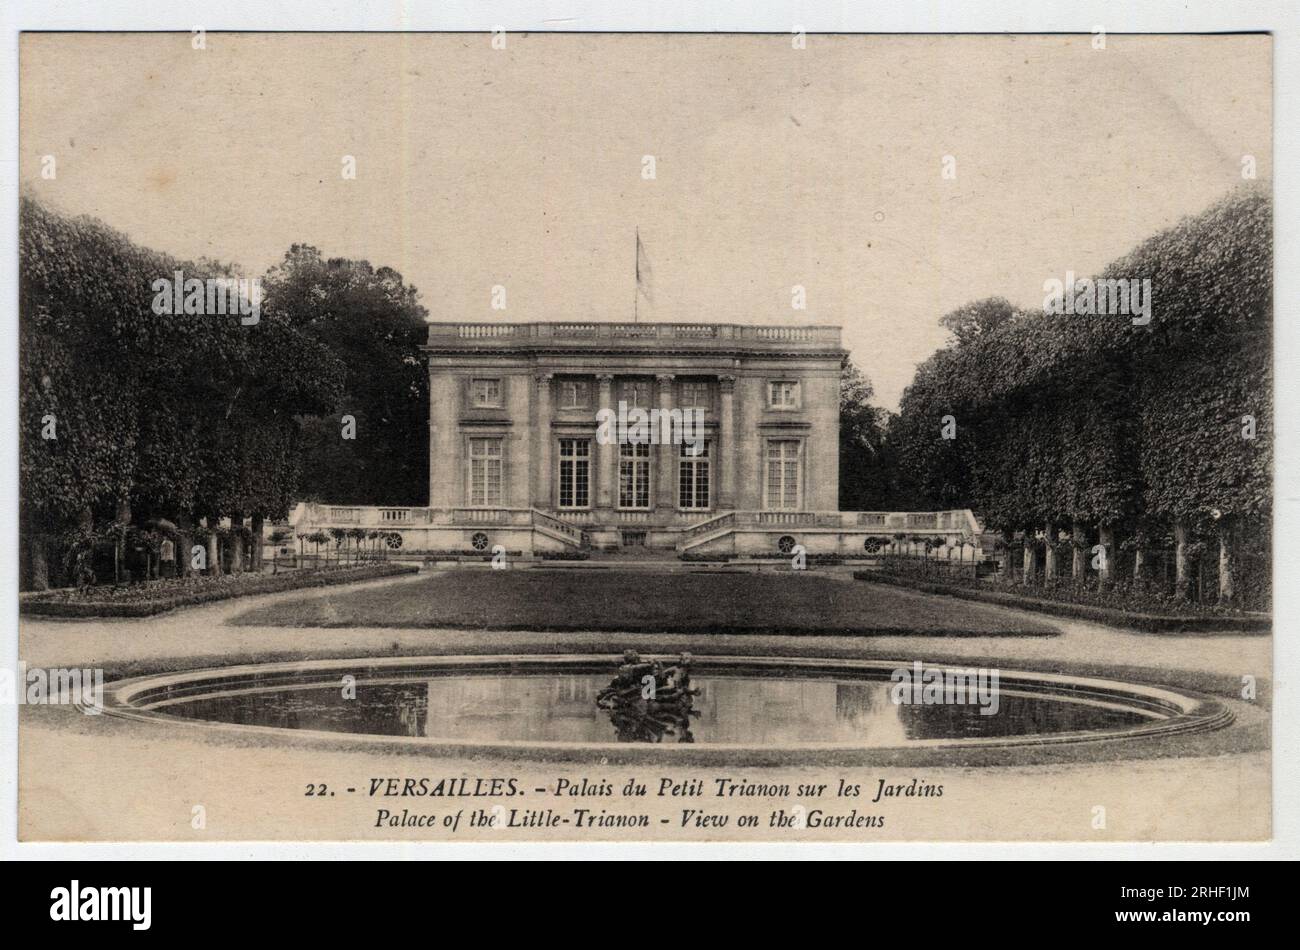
[11, 859, 1278, 936]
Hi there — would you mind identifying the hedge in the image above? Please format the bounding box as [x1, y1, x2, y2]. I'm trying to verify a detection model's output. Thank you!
[854, 571, 1270, 634]
[20, 563, 419, 618]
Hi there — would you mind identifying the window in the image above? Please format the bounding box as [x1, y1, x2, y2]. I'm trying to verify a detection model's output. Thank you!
[559, 379, 590, 410]
[468, 437, 503, 506]
[620, 379, 651, 409]
[558, 439, 590, 508]
[680, 380, 711, 409]
[765, 440, 801, 510]
[560, 379, 589, 409]
[619, 442, 651, 509]
[679, 440, 711, 510]
[768, 380, 800, 409]
[471, 378, 502, 408]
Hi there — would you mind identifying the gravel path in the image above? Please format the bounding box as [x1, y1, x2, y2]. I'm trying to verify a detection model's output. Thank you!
[19, 570, 1271, 687]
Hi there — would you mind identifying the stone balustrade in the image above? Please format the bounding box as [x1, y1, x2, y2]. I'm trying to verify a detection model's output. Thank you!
[293, 504, 982, 556]
[426, 322, 843, 349]
[302, 504, 978, 535]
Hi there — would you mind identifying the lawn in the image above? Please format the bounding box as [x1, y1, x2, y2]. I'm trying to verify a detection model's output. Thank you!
[229, 569, 1057, 637]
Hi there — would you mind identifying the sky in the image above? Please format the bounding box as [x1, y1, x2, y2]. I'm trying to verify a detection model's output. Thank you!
[20, 32, 1271, 409]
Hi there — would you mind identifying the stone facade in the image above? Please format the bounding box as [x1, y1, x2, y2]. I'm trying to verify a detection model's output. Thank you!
[424, 322, 843, 550]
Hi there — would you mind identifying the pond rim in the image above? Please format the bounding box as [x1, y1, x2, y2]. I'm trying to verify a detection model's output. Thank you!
[88, 653, 1235, 766]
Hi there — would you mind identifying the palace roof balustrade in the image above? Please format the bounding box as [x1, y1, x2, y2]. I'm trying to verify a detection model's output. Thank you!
[423, 322, 845, 356]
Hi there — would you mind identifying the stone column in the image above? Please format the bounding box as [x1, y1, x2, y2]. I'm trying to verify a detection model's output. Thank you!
[718, 374, 736, 510]
[595, 374, 615, 510]
[534, 373, 553, 509]
[655, 374, 675, 510]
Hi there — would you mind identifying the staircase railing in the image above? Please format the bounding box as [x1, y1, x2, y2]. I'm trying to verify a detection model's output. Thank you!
[530, 508, 585, 546]
[680, 511, 736, 540]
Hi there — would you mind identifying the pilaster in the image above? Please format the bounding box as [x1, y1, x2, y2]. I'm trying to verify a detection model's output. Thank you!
[718, 374, 736, 510]
[595, 373, 615, 510]
[655, 373, 676, 509]
[534, 373, 553, 509]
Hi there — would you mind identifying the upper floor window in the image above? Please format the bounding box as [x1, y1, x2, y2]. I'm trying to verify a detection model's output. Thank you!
[768, 380, 801, 410]
[559, 379, 590, 410]
[620, 379, 651, 409]
[471, 378, 502, 408]
[680, 380, 711, 409]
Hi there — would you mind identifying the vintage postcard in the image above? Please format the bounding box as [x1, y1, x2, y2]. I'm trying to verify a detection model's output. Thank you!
[14, 29, 1272, 845]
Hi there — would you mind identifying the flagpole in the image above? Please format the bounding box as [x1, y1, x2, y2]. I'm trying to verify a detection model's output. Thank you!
[634, 227, 639, 323]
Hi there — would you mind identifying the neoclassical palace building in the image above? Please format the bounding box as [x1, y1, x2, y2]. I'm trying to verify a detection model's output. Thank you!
[296, 321, 979, 557]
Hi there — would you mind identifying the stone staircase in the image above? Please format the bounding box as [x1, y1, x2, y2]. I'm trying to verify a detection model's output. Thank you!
[529, 508, 587, 548]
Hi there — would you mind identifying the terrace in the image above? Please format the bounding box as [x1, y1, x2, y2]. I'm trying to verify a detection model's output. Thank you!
[293, 504, 983, 556]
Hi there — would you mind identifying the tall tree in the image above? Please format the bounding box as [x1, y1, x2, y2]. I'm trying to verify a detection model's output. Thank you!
[889, 186, 1270, 603]
[19, 197, 344, 589]
[839, 358, 919, 510]
[261, 246, 430, 505]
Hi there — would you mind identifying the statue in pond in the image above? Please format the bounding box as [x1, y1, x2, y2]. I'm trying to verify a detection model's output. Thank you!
[597, 651, 699, 743]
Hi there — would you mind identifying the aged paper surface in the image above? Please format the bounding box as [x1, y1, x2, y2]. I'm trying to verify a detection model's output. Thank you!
[17, 32, 1271, 842]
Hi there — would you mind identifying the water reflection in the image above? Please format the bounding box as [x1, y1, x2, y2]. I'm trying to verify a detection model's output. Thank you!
[161, 669, 1154, 745]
